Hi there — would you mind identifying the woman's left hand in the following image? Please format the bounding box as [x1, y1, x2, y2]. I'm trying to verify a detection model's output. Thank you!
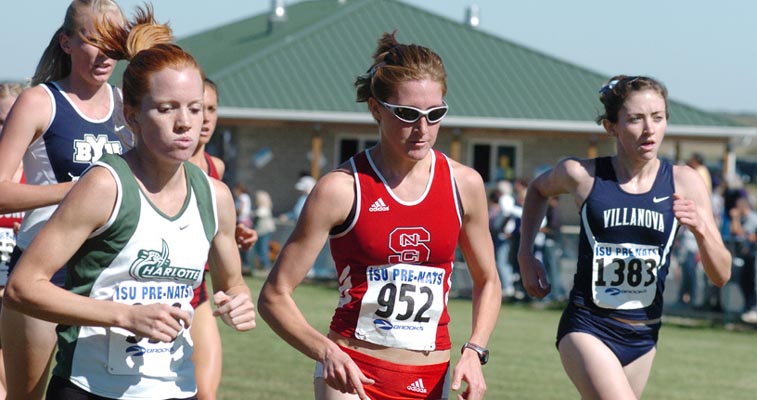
[672, 194, 702, 233]
[450, 351, 487, 399]
[213, 291, 256, 331]
[235, 224, 258, 251]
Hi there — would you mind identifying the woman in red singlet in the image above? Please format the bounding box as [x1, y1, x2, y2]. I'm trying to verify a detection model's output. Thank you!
[259, 32, 501, 400]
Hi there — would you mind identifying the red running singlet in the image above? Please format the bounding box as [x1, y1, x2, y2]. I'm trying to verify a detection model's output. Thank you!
[329, 149, 461, 351]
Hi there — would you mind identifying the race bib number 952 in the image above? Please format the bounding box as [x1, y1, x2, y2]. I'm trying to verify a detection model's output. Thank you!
[592, 241, 660, 310]
[355, 264, 445, 351]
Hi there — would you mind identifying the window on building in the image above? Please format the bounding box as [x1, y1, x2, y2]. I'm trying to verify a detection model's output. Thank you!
[470, 142, 519, 183]
[337, 136, 378, 164]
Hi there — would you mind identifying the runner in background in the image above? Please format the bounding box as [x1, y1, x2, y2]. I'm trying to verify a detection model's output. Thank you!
[0, 2, 129, 398]
[0, 81, 26, 400]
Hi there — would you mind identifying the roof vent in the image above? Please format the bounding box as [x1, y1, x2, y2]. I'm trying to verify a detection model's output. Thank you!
[270, 0, 287, 22]
[465, 4, 480, 28]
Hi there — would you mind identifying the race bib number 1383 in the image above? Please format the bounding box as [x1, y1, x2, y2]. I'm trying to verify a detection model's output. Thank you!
[592, 241, 660, 310]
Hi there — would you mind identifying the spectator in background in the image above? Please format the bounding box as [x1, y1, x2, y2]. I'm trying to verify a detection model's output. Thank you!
[253, 190, 276, 270]
[687, 152, 712, 194]
[674, 226, 700, 308]
[728, 197, 757, 323]
[720, 172, 748, 238]
[541, 196, 565, 301]
[702, 172, 749, 312]
[508, 177, 529, 300]
[495, 180, 517, 299]
[281, 174, 316, 221]
[234, 182, 253, 228]
[234, 182, 253, 271]
[489, 188, 512, 300]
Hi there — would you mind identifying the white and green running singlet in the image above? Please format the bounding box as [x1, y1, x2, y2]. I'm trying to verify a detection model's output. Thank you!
[53, 153, 217, 399]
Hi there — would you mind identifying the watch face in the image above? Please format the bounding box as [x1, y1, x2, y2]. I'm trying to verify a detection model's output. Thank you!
[463, 342, 489, 365]
[480, 349, 489, 365]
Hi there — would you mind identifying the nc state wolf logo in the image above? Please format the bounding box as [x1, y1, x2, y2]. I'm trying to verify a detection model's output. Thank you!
[387, 227, 431, 264]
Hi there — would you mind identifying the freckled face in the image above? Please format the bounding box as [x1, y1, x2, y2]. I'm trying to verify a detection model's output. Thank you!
[609, 89, 667, 161]
[369, 79, 445, 162]
[129, 67, 204, 162]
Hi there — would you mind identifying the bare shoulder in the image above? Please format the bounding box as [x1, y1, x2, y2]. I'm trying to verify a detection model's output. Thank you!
[305, 164, 355, 225]
[6, 85, 52, 125]
[673, 164, 706, 198]
[65, 165, 119, 226]
[210, 178, 234, 206]
[13, 85, 51, 113]
[448, 159, 487, 216]
[449, 158, 484, 192]
[557, 156, 594, 180]
[311, 164, 354, 201]
[79, 164, 119, 192]
[528, 156, 594, 199]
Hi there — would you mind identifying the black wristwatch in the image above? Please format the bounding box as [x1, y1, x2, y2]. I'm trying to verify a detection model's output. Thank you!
[461, 342, 489, 365]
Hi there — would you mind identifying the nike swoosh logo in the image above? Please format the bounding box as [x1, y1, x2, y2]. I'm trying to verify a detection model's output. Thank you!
[115, 125, 125, 132]
[179, 224, 189, 230]
[653, 196, 670, 203]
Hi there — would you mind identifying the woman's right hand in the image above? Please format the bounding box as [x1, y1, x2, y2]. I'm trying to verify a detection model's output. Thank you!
[125, 303, 192, 343]
[321, 347, 375, 399]
[518, 253, 551, 299]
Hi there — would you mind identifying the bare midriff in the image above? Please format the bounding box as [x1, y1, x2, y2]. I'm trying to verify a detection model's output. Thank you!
[328, 330, 451, 365]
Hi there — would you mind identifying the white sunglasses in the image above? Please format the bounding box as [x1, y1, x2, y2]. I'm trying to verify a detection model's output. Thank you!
[377, 99, 449, 124]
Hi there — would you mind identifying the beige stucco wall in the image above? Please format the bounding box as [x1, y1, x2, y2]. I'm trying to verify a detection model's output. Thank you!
[220, 122, 618, 224]
[217, 121, 727, 226]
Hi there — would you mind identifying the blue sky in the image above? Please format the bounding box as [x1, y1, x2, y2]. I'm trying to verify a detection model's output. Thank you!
[2, 0, 755, 114]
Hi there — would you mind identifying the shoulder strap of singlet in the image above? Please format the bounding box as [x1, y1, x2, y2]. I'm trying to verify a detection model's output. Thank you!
[329, 153, 363, 237]
[203, 152, 220, 179]
[594, 156, 616, 181]
[184, 161, 218, 242]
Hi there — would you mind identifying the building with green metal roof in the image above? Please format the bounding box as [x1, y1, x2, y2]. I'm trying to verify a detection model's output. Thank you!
[177, 0, 755, 222]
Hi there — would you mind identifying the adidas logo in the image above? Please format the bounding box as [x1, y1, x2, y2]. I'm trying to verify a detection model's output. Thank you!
[368, 198, 390, 212]
[407, 378, 427, 394]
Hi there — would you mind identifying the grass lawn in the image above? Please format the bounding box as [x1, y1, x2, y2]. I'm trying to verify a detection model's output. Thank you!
[216, 276, 757, 399]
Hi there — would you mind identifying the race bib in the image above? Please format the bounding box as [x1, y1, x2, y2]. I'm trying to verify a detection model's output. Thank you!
[355, 264, 445, 351]
[592, 241, 660, 310]
[107, 281, 194, 377]
[0, 228, 15, 265]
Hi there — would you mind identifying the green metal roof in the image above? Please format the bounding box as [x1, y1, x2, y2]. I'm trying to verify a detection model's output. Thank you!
[178, 0, 739, 128]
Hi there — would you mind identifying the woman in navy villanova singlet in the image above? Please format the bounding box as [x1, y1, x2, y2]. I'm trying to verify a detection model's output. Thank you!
[517, 75, 731, 399]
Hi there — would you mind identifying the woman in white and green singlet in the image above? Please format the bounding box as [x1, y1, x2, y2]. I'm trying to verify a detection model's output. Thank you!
[3, 7, 255, 399]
